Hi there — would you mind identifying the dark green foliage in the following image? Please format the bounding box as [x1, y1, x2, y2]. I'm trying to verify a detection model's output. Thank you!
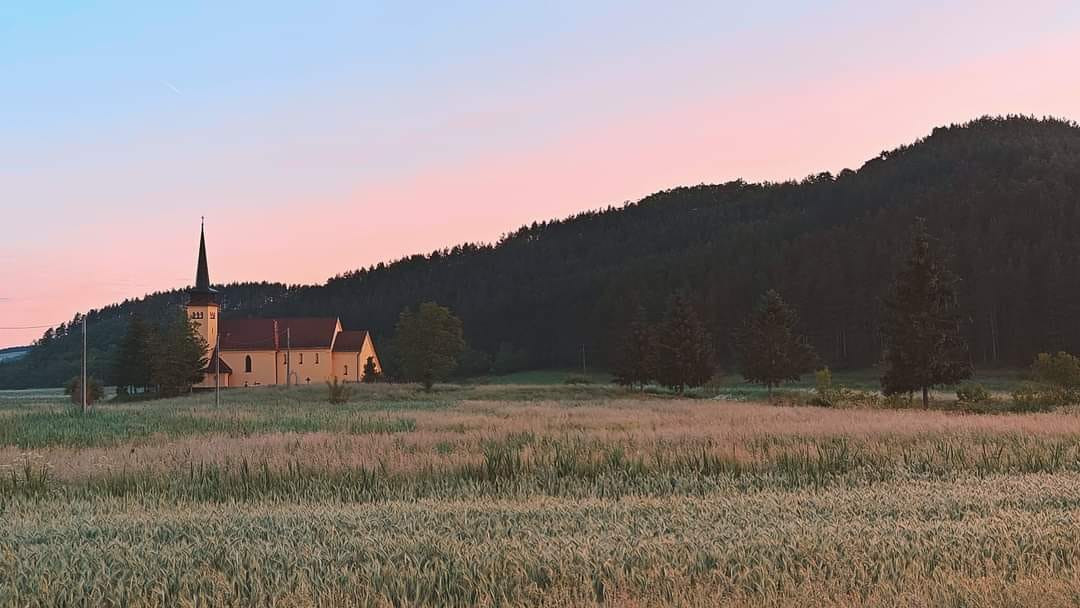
[881, 219, 973, 407]
[654, 293, 713, 393]
[8, 117, 1080, 388]
[612, 305, 654, 390]
[64, 376, 105, 408]
[453, 346, 493, 378]
[111, 314, 152, 393]
[956, 382, 991, 404]
[734, 290, 818, 396]
[492, 342, 530, 375]
[150, 310, 208, 397]
[361, 356, 381, 383]
[392, 302, 466, 391]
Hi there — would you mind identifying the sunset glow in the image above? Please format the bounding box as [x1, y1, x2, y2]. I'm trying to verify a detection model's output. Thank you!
[3, 1, 1080, 347]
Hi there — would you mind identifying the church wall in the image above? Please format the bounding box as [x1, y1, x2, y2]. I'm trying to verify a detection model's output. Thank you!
[331, 336, 382, 383]
[281, 348, 334, 386]
[221, 350, 280, 387]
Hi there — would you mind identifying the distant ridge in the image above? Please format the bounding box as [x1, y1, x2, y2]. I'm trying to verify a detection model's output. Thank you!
[0, 347, 30, 363]
[4, 115, 1080, 388]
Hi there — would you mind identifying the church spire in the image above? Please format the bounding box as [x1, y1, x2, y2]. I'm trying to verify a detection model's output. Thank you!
[190, 218, 217, 302]
[195, 216, 211, 290]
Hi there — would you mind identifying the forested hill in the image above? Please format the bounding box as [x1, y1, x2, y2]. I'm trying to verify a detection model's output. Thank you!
[5, 115, 1080, 388]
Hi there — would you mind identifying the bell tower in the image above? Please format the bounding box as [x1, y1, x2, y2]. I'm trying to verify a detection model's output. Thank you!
[186, 218, 219, 355]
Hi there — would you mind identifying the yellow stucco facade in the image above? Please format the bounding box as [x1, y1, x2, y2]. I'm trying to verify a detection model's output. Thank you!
[187, 224, 380, 389]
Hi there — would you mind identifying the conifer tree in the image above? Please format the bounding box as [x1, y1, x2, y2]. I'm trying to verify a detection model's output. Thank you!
[612, 304, 654, 390]
[881, 218, 972, 407]
[734, 289, 818, 398]
[112, 314, 153, 394]
[150, 310, 208, 397]
[654, 293, 713, 393]
[362, 356, 380, 383]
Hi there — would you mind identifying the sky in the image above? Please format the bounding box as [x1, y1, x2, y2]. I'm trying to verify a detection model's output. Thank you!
[3, 0, 1080, 348]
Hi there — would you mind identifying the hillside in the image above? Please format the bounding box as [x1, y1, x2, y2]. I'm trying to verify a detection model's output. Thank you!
[4, 115, 1080, 388]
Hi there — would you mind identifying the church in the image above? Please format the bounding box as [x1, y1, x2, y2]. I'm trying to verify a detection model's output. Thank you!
[187, 224, 381, 388]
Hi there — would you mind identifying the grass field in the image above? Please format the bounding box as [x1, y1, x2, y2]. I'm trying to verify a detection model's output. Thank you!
[5, 377, 1080, 606]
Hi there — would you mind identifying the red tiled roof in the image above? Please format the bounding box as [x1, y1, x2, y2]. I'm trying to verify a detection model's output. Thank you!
[219, 318, 338, 350]
[204, 349, 233, 374]
[332, 330, 369, 352]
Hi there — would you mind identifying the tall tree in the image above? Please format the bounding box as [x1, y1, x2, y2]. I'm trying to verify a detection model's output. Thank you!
[112, 314, 153, 394]
[150, 310, 208, 397]
[612, 304, 654, 390]
[734, 290, 818, 397]
[881, 218, 972, 407]
[654, 293, 714, 393]
[392, 302, 465, 391]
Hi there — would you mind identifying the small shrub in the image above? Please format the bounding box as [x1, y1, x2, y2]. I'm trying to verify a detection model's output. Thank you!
[956, 382, 991, 404]
[1030, 352, 1080, 391]
[882, 392, 915, 409]
[810, 368, 840, 407]
[1010, 382, 1064, 412]
[64, 376, 104, 408]
[563, 374, 592, 385]
[327, 376, 354, 404]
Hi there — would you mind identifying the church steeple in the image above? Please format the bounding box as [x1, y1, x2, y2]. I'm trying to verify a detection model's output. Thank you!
[188, 218, 218, 306]
[195, 217, 213, 292]
[187, 218, 219, 356]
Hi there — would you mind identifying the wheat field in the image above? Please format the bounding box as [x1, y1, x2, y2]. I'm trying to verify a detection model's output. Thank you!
[4, 384, 1080, 606]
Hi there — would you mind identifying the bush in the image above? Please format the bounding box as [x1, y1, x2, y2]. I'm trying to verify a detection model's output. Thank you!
[1010, 382, 1065, 412]
[956, 382, 991, 404]
[64, 376, 104, 409]
[1030, 352, 1080, 391]
[810, 368, 839, 406]
[327, 376, 354, 404]
[563, 374, 592, 385]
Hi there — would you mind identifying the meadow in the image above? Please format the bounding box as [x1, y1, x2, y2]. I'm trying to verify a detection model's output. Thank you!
[5, 378, 1080, 606]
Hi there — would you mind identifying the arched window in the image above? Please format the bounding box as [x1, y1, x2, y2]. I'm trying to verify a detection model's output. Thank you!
[344, 365, 349, 376]
[245, 355, 252, 373]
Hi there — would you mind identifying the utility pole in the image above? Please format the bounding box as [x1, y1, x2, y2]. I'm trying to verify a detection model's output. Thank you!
[214, 331, 220, 408]
[81, 314, 87, 414]
[581, 343, 586, 376]
[286, 327, 291, 388]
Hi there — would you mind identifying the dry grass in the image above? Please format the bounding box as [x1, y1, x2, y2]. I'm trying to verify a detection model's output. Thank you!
[6, 474, 1080, 606]
[5, 397, 1080, 483]
[5, 387, 1080, 606]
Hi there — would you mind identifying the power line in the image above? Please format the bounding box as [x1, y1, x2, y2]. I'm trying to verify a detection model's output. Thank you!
[0, 323, 65, 330]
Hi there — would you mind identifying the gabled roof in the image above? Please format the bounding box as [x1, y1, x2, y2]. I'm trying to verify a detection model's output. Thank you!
[219, 317, 339, 350]
[204, 349, 233, 374]
[332, 330, 369, 352]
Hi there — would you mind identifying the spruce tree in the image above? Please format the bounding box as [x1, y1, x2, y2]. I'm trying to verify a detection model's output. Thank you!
[362, 356, 380, 383]
[112, 314, 152, 394]
[612, 304, 654, 390]
[734, 289, 818, 398]
[654, 292, 713, 393]
[881, 218, 972, 407]
[150, 310, 208, 397]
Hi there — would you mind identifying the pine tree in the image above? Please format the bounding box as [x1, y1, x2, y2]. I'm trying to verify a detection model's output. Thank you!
[150, 310, 208, 397]
[734, 290, 818, 398]
[112, 314, 152, 394]
[654, 293, 714, 393]
[362, 356, 381, 383]
[612, 304, 654, 390]
[881, 218, 972, 407]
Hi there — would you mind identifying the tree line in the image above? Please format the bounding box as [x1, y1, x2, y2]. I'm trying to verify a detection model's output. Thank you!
[609, 218, 970, 407]
[4, 116, 1080, 389]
